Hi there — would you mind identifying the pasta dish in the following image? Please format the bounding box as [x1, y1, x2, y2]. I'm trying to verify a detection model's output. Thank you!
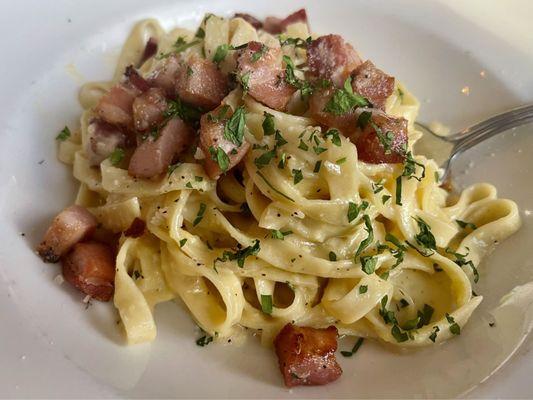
[37, 9, 521, 387]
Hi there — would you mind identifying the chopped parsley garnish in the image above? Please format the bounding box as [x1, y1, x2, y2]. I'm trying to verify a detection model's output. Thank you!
[194, 176, 203, 182]
[445, 247, 479, 283]
[391, 325, 409, 342]
[186, 66, 193, 76]
[372, 180, 384, 194]
[251, 43, 267, 62]
[429, 326, 440, 342]
[324, 128, 341, 146]
[196, 334, 213, 347]
[360, 255, 377, 274]
[109, 148, 125, 166]
[164, 99, 203, 123]
[336, 157, 347, 165]
[341, 337, 364, 357]
[209, 146, 230, 172]
[195, 27, 205, 38]
[278, 153, 287, 169]
[456, 219, 477, 230]
[279, 36, 312, 48]
[382, 195, 391, 204]
[323, 77, 370, 115]
[56, 126, 71, 141]
[254, 149, 276, 169]
[359, 285, 368, 294]
[417, 304, 434, 328]
[173, 37, 201, 53]
[384, 233, 406, 268]
[445, 313, 461, 335]
[213, 44, 230, 64]
[402, 317, 421, 331]
[179, 238, 187, 247]
[396, 152, 426, 205]
[347, 200, 369, 223]
[313, 160, 322, 173]
[292, 169, 303, 185]
[282, 55, 313, 98]
[413, 217, 437, 251]
[379, 295, 397, 325]
[328, 251, 337, 261]
[193, 203, 207, 226]
[354, 215, 374, 257]
[215, 240, 261, 268]
[185, 182, 193, 188]
[274, 130, 288, 147]
[262, 112, 275, 136]
[314, 145, 327, 154]
[357, 111, 372, 129]
[239, 72, 251, 92]
[371, 122, 395, 154]
[260, 294, 273, 314]
[271, 229, 292, 240]
[298, 139, 309, 151]
[395, 176, 403, 206]
[223, 106, 246, 146]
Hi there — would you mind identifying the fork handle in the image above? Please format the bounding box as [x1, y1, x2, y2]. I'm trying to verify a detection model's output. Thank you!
[450, 104, 533, 158]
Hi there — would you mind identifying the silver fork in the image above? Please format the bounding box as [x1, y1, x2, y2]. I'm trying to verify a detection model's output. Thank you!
[413, 104, 533, 181]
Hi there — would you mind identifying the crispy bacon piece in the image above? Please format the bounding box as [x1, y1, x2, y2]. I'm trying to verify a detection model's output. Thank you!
[355, 110, 408, 164]
[86, 120, 127, 166]
[307, 34, 362, 87]
[233, 13, 263, 29]
[124, 66, 151, 92]
[128, 117, 193, 178]
[264, 9, 308, 34]
[140, 37, 158, 65]
[123, 218, 146, 238]
[175, 55, 228, 110]
[274, 323, 342, 387]
[132, 87, 168, 131]
[37, 205, 97, 263]
[199, 106, 250, 179]
[94, 84, 140, 127]
[308, 87, 357, 133]
[351, 61, 394, 110]
[149, 54, 181, 97]
[61, 241, 115, 302]
[236, 42, 296, 111]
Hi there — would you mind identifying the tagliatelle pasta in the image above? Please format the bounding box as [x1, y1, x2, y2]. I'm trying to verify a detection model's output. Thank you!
[54, 11, 521, 361]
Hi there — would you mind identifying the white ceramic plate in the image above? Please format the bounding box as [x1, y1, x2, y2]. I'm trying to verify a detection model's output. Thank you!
[1, 0, 532, 397]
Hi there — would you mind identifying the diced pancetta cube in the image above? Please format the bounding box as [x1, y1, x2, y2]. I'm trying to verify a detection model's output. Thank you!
[94, 84, 140, 127]
[61, 241, 115, 302]
[199, 106, 250, 179]
[132, 87, 168, 131]
[128, 117, 193, 178]
[355, 110, 407, 164]
[307, 34, 362, 87]
[37, 205, 97, 263]
[86, 120, 127, 166]
[351, 61, 394, 110]
[263, 9, 308, 34]
[149, 54, 181, 97]
[274, 323, 342, 387]
[236, 42, 296, 111]
[175, 55, 228, 110]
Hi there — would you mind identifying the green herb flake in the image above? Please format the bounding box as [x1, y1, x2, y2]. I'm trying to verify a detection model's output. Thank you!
[56, 126, 71, 141]
[179, 238, 187, 248]
[223, 106, 246, 146]
[251, 43, 267, 62]
[274, 130, 288, 147]
[193, 203, 207, 226]
[429, 326, 440, 342]
[298, 139, 309, 151]
[382, 195, 391, 204]
[359, 285, 368, 294]
[271, 229, 292, 240]
[340, 337, 364, 357]
[256, 171, 294, 202]
[347, 200, 369, 223]
[196, 334, 213, 347]
[239, 72, 251, 92]
[328, 251, 337, 261]
[213, 44, 230, 64]
[185, 181, 193, 188]
[456, 219, 477, 230]
[313, 160, 322, 173]
[262, 112, 275, 136]
[292, 169, 303, 185]
[325, 128, 341, 146]
[167, 162, 181, 177]
[336, 157, 347, 165]
[416, 304, 434, 328]
[360, 255, 377, 275]
[109, 148, 125, 166]
[173, 36, 201, 53]
[445, 313, 461, 335]
[355, 215, 374, 257]
[323, 77, 369, 115]
[357, 111, 372, 129]
[414, 217, 437, 251]
[254, 149, 277, 169]
[209, 146, 230, 172]
[195, 27, 205, 39]
[260, 294, 273, 314]
[215, 240, 261, 268]
[391, 325, 409, 342]
[278, 153, 287, 169]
